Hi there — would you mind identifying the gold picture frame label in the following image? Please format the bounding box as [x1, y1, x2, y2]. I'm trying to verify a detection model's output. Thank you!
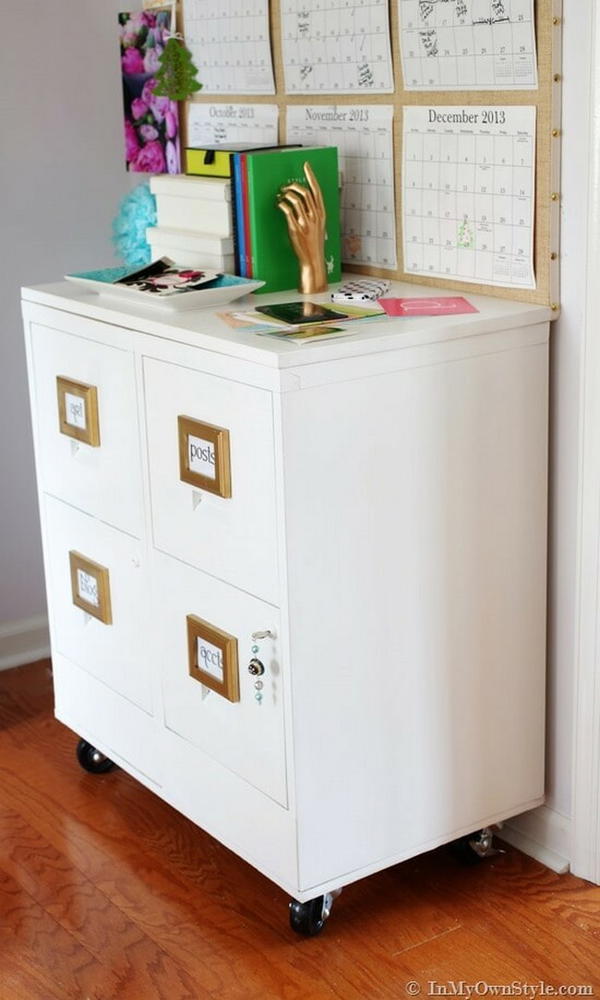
[56, 377, 100, 447]
[178, 416, 232, 498]
[186, 614, 239, 702]
[69, 551, 112, 625]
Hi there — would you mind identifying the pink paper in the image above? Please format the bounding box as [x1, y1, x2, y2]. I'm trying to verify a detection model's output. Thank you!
[378, 296, 478, 317]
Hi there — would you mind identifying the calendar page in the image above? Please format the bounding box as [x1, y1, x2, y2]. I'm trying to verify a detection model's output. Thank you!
[287, 105, 397, 269]
[183, 0, 275, 94]
[398, 0, 538, 91]
[402, 106, 536, 289]
[188, 103, 279, 146]
[281, 0, 394, 94]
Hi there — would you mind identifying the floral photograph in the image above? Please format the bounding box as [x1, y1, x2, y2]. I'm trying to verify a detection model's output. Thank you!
[119, 9, 180, 174]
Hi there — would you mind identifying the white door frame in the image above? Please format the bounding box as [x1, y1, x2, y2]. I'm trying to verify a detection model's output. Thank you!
[570, 1, 600, 883]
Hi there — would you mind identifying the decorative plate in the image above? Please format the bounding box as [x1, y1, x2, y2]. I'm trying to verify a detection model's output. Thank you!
[65, 267, 264, 311]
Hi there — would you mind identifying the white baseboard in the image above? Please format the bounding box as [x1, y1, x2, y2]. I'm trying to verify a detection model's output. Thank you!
[0, 615, 50, 671]
[500, 805, 570, 874]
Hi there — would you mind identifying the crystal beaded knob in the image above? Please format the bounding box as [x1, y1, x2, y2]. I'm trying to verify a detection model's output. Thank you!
[248, 658, 265, 676]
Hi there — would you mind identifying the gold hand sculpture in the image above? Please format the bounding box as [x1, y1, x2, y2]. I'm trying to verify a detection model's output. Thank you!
[277, 161, 328, 294]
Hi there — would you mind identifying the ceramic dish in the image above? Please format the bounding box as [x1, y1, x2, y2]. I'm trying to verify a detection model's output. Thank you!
[65, 267, 264, 311]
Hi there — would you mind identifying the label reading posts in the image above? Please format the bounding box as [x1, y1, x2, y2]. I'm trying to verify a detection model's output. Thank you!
[178, 416, 232, 498]
[189, 435, 216, 479]
[187, 614, 239, 702]
[69, 551, 112, 624]
[56, 377, 100, 446]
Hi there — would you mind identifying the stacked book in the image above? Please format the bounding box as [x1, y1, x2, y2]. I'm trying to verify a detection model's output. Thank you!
[186, 144, 342, 294]
[146, 175, 235, 272]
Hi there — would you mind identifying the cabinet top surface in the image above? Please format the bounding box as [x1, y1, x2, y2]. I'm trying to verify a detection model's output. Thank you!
[22, 278, 551, 370]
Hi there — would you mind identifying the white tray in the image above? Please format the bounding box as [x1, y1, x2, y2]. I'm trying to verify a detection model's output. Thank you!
[65, 267, 264, 311]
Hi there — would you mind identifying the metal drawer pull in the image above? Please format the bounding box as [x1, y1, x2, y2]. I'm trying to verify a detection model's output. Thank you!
[251, 629, 275, 641]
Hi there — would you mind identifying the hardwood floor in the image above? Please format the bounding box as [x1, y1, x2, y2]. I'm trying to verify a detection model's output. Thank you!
[0, 661, 599, 1000]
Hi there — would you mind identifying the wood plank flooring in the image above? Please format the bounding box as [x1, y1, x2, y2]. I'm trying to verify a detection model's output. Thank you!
[0, 660, 599, 999]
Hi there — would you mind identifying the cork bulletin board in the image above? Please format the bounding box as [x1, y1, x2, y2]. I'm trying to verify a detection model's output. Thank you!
[170, 0, 563, 308]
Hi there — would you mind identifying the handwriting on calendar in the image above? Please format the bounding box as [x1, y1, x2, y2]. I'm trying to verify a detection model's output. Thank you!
[398, 0, 538, 90]
[282, 0, 394, 94]
[402, 105, 536, 290]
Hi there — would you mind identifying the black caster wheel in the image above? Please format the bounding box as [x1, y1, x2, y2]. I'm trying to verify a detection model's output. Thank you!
[289, 896, 327, 937]
[76, 738, 116, 774]
[289, 890, 340, 936]
[450, 827, 498, 865]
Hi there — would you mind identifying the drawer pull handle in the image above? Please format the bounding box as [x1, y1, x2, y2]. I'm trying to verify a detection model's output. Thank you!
[251, 629, 275, 641]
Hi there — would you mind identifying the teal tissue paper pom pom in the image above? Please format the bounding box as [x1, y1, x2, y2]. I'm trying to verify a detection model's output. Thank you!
[112, 181, 157, 268]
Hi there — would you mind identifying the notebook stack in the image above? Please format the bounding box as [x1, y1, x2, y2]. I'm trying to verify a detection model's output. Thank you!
[146, 175, 235, 271]
[229, 145, 342, 294]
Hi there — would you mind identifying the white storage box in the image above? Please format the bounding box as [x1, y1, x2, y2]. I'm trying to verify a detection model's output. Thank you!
[150, 174, 232, 202]
[150, 175, 232, 235]
[146, 226, 235, 271]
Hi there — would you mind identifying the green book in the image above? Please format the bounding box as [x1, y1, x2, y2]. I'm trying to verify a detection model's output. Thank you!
[245, 146, 341, 294]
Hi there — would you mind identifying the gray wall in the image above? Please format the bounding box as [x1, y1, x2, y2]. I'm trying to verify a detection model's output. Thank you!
[0, 0, 132, 623]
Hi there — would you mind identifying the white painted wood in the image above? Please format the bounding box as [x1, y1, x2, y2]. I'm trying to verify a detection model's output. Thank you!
[22, 281, 552, 370]
[281, 342, 549, 889]
[43, 496, 153, 714]
[21, 302, 292, 394]
[52, 651, 164, 787]
[22, 282, 550, 903]
[288, 322, 550, 390]
[28, 320, 143, 537]
[144, 357, 280, 604]
[153, 551, 286, 805]
[0, 615, 50, 671]
[571, 0, 600, 886]
[501, 805, 570, 874]
[161, 723, 297, 893]
[54, 644, 298, 892]
[291, 795, 545, 901]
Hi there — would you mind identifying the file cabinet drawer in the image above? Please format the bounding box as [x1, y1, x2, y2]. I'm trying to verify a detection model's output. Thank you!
[154, 552, 286, 806]
[144, 358, 279, 604]
[43, 496, 152, 714]
[30, 323, 143, 536]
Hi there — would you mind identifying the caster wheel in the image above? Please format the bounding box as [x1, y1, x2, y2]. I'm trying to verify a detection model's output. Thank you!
[289, 889, 340, 937]
[450, 827, 498, 865]
[76, 738, 115, 774]
[289, 896, 327, 937]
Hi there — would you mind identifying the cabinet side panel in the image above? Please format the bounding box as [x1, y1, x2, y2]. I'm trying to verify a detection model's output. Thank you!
[283, 341, 548, 890]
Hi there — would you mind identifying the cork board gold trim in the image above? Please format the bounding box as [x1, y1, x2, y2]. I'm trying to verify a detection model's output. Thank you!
[181, 0, 562, 308]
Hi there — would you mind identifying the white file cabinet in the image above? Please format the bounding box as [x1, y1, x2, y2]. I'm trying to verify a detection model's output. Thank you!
[22, 281, 550, 935]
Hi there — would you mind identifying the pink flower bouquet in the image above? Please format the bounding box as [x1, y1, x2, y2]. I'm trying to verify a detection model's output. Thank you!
[119, 9, 180, 174]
